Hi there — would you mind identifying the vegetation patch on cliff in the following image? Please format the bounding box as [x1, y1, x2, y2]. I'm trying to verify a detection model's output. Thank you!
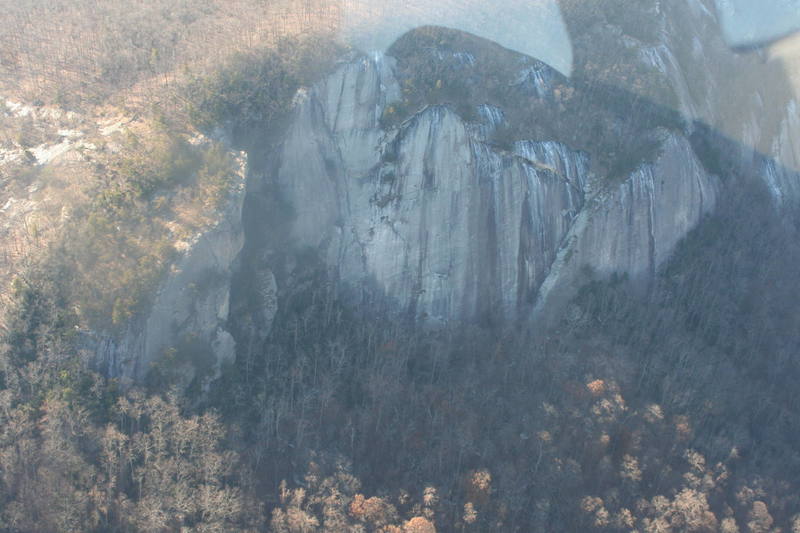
[384, 24, 682, 182]
[182, 36, 345, 147]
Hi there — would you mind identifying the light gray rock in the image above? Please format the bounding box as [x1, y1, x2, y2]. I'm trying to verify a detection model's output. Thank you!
[534, 133, 720, 320]
[95, 3, 800, 379]
[267, 56, 718, 325]
[97, 10, 800, 379]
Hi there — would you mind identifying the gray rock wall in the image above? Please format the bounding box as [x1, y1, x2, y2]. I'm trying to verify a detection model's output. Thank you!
[265, 54, 721, 325]
[96, 0, 800, 380]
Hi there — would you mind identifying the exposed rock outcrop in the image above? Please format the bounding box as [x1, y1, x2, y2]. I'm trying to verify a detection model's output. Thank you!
[90, 153, 247, 384]
[258, 53, 720, 326]
[96, 0, 800, 380]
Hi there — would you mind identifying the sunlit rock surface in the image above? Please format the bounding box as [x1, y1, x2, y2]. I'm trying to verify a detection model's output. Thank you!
[95, 0, 800, 380]
[264, 56, 719, 324]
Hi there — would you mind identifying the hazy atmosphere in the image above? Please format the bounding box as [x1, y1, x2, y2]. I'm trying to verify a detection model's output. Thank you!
[0, 1, 799, 531]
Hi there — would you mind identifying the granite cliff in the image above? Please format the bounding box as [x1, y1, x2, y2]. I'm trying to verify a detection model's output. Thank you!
[93, 0, 800, 380]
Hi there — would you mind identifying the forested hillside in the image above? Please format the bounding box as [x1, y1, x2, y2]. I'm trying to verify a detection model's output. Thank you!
[1, 0, 800, 531]
[0, 0, 342, 106]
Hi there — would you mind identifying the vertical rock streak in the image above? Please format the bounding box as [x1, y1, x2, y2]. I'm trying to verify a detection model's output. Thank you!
[267, 55, 724, 325]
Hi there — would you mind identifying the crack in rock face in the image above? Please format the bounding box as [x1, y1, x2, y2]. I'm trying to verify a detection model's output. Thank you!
[95, 16, 800, 380]
[257, 54, 720, 327]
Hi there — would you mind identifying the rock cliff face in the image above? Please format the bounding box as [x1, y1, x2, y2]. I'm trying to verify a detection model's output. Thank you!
[249, 46, 729, 327]
[275, 58, 588, 323]
[239, 0, 800, 334]
[534, 133, 720, 318]
[99, 0, 800, 380]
